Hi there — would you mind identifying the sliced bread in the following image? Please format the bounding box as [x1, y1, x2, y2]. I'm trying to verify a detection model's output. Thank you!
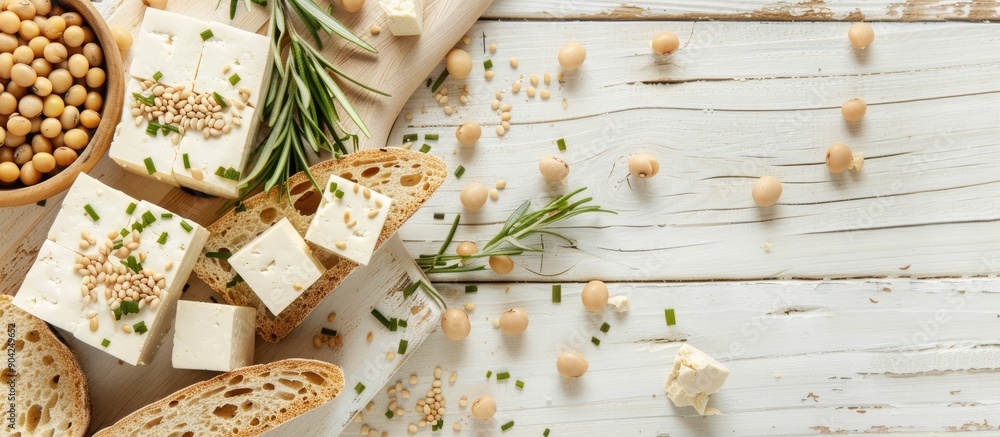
[93, 359, 344, 436]
[193, 148, 447, 342]
[0, 295, 90, 436]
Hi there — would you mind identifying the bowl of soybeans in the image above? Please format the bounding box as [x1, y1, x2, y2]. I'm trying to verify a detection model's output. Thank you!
[0, 0, 124, 207]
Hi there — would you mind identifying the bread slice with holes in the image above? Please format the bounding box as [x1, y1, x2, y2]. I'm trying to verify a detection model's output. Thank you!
[0, 295, 90, 436]
[93, 359, 343, 436]
[193, 148, 447, 342]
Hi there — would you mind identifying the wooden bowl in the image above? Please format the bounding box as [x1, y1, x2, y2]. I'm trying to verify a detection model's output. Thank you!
[0, 0, 124, 207]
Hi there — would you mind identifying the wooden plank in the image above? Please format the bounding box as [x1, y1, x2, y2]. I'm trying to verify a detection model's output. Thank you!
[388, 21, 1000, 281]
[480, 0, 1000, 21]
[335, 279, 1000, 436]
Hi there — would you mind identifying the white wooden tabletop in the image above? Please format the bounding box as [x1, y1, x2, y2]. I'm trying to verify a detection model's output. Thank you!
[19, 0, 1000, 436]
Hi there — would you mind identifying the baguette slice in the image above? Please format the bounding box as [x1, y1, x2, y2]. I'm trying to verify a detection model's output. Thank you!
[193, 148, 446, 342]
[94, 359, 344, 437]
[0, 295, 90, 436]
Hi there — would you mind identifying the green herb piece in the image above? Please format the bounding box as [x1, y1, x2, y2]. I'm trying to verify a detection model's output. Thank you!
[501, 421, 514, 432]
[433, 212, 445, 220]
[180, 221, 193, 233]
[133, 321, 148, 334]
[101, 339, 110, 347]
[389, 317, 398, 332]
[371, 309, 392, 330]
[120, 300, 139, 316]
[162, 124, 180, 134]
[600, 322, 610, 333]
[113, 308, 123, 321]
[161, 213, 173, 219]
[328, 182, 338, 193]
[225, 274, 244, 288]
[544, 429, 550, 436]
[397, 319, 407, 328]
[334, 190, 345, 199]
[355, 382, 365, 394]
[465, 285, 478, 293]
[515, 380, 524, 389]
[126, 202, 137, 214]
[35, 200, 45, 206]
[157, 232, 168, 244]
[229, 73, 241, 85]
[385, 410, 394, 419]
[182, 153, 191, 169]
[83, 204, 99, 221]
[215, 167, 241, 181]
[591, 336, 601, 346]
[397, 339, 408, 355]
[152, 71, 163, 81]
[141, 211, 157, 226]
[402, 133, 418, 143]
[418, 144, 431, 153]
[483, 59, 493, 69]
[665, 308, 676, 326]
[200, 29, 214, 40]
[403, 281, 420, 299]
[112, 239, 123, 250]
[486, 370, 492, 379]
[120, 256, 142, 273]
[424, 133, 439, 140]
[131, 222, 144, 233]
[321, 327, 337, 336]
[145, 122, 161, 136]
[552, 284, 561, 303]
[235, 202, 247, 212]
[132, 92, 154, 106]
[212, 92, 229, 108]
[437, 420, 444, 429]
[209, 296, 218, 303]
[431, 69, 449, 93]
[454, 165, 465, 179]
[143, 157, 156, 175]
[496, 372, 510, 380]
[557, 138, 567, 151]
[205, 251, 232, 259]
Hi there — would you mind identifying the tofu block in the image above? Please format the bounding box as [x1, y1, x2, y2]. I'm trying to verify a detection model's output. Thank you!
[129, 8, 207, 85]
[230, 218, 324, 316]
[195, 22, 271, 106]
[47, 173, 139, 257]
[379, 0, 424, 36]
[12, 241, 88, 333]
[172, 301, 256, 372]
[170, 106, 257, 199]
[664, 344, 730, 415]
[109, 79, 181, 186]
[305, 175, 392, 265]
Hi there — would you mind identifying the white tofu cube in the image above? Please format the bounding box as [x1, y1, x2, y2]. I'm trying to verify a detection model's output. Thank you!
[171, 106, 257, 199]
[47, 173, 138, 257]
[12, 241, 87, 333]
[305, 175, 392, 265]
[109, 79, 181, 186]
[380, 0, 424, 36]
[129, 8, 207, 85]
[230, 218, 324, 316]
[664, 344, 730, 415]
[172, 301, 256, 372]
[195, 22, 271, 107]
[125, 201, 209, 294]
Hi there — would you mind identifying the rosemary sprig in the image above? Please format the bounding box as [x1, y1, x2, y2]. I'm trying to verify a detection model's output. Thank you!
[225, 1, 388, 203]
[416, 188, 616, 274]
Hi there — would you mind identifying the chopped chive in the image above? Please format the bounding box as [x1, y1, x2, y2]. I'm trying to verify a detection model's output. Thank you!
[418, 144, 431, 153]
[465, 285, 478, 293]
[212, 91, 228, 108]
[200, 29, 213, 40]
[665, 308, 676, 326]
[162, 123, 180, 134]
[112, 239, 123, 250]
[431, 69, 449, 93]
[552, 284, 561, 303]
[126, 202, 137, 214]
[35, 199, 45, 206]
[180, 220, 193, 233]
[145, 122, 161, 136]
[120, 256, 142, 273]
[355, 382, 365, 394]
[389, 317, 398, 332]
[152, 71, 162, 81]
[113, 308, 123, 321]
[385, 410, 394, 419]
[557, 138, 567, 151]
[83, 204, 99, 221]
[515, 380, 524, 389]
[334, 190, 345, 199]
[600, 322, 610, 333]
[437, 420, 444, 429]
[591, 336, 601, 346]
[182, 153, 191, 169]
[402, 133, 418, 143]
[235, 202, 247, 213]
[120, 228, 129, 237]
[157, 232, 168, 245]
[483, 59, 493, 70]
[321, 327, 337, 336]
[398, 319, 407, 328]
[328, 182, 338, 193]
[544, 429, 550, 436]
[371, 309, 392, 330]
[454, 165, 465, 179]
[403, 281, 420, 299]
[215, 167, 241, 181]
[424, 133, 439, 140]
[501, 421, 514, 432]
[132, 92, 154, 106]
[225, 274, 243, 288]
[161, 213, 173, 219]
[143, 157, 156, 175]
[398, 339, 408, 355]
[141, 211, 157, 226]
[228, 73, 241, 85]
[496, 372, 510, 380]
[486, 370, 493, 379]
[101, 339, 110, 347]
[426, 78, 432, 87]
[131, 223, 144, 233]
[433, 212, 445, 220]
[205, 251, 232, 259]
[133, 321, 148, 334]
[120, 300, 139, 315]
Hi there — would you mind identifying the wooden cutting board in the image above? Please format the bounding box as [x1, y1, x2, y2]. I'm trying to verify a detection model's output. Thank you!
[0, 0, 492, 434]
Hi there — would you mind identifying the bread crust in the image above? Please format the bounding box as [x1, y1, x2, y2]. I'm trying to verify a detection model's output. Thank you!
[0, 295, 90, 437]
[93, 359, 344, 437]
[193, 149, 447, 342]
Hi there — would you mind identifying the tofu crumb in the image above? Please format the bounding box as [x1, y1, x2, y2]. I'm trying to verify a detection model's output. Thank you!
[761, 242, 773, 252]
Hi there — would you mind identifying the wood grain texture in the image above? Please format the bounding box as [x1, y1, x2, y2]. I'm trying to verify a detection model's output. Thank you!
[392, 21, 1000, 281]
